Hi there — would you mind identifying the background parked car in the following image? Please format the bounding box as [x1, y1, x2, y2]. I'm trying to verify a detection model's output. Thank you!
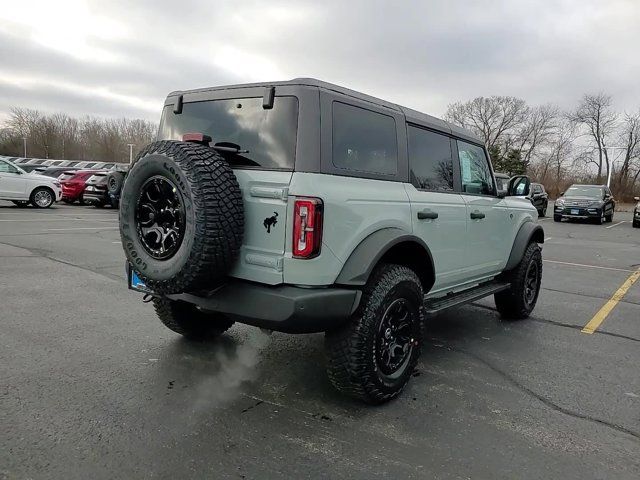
[633, 196, 639, 228]
[106, 169, 127, 208]
[19, 165, 47, 173]
[61, 170, 106, 204]
[529, 182, 549, 216]
[83, 172, 113, 208]
[38, 167, 81, 179]
[0, 158, 62, 208]
[554, 184, 615, 224]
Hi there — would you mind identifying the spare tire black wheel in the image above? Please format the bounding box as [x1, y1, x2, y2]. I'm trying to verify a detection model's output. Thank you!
[107, 171, 125, 194]
[119, 140, 244, 294]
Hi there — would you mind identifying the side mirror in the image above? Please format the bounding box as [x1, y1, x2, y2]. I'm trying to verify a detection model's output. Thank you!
[560, 191, 564, 196]
[507, 175, 531, 197]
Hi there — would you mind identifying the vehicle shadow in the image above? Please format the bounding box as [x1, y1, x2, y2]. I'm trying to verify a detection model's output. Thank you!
[149, 305, 508, 417]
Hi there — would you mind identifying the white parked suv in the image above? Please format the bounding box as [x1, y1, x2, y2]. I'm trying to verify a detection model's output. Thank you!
[0, 158, 62, 208]
[120, 79, 544, 403]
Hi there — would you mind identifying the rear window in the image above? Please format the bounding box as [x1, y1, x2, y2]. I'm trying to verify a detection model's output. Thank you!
[407, 126, 453, 191]
[158, 96, 298, 170]
[332, 102, 397, 175]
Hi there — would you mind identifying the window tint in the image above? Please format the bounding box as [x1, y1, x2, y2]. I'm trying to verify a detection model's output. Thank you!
[407, 126, 453, 191]
[0, 160, 18, 173]
[332, 102, 397, 175]
[457, 141, 495, 195]
[159, 96, 298, 170]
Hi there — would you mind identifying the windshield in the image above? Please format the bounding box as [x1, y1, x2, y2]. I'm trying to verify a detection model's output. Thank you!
[158, 96, 298, 170]
[566, 186, 603, 199]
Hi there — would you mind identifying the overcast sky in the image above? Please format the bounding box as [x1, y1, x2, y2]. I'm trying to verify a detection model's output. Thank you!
[0, 0, 638, 123]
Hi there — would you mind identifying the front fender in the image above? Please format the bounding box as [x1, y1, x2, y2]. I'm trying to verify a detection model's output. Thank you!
[504, 221, 544, 271]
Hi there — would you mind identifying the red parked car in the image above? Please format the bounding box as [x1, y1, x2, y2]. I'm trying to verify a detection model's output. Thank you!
[61, 170, 106, 204]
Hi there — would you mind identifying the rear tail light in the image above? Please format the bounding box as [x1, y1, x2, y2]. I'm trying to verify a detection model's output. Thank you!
[293, 197, 323, 258]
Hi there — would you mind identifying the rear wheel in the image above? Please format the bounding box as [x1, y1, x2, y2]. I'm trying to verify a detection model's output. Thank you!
[153, 297, 234, 340]
[495, 242, 542, 320]
[325, 264, 425, 404]
[30, 187, 55, 208]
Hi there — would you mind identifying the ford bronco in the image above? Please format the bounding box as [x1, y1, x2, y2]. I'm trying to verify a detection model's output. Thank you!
[119, 79, 544, 403]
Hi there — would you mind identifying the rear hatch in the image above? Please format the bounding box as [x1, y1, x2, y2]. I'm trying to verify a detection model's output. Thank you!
[85, 172, 108, 193]
[157, 93, 298, 285]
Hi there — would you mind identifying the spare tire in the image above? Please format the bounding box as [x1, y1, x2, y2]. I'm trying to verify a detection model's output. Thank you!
[107, 171, 125, 194]
[119, 140, 244, 294]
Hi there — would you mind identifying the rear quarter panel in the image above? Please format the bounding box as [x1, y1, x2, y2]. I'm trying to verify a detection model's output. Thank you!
[284, 172, 412, 285]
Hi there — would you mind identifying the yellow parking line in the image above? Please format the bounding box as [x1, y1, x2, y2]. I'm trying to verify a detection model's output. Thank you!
[581, 269, 640, 334]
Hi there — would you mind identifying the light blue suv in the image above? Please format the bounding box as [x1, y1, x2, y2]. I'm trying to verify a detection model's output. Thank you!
[119, 79, 544, 403]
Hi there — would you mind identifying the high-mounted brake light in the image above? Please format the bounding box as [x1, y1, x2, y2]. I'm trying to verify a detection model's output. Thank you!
[293, 197, 323, 258]
[182, 132, 212, 145]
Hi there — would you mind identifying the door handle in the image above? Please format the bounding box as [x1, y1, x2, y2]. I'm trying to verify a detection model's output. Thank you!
[417, 209, 439, 220]
[470, 210, 485, 220]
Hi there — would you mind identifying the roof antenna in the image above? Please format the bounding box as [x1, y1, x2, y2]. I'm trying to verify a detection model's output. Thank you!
[262, 87, 275, 110]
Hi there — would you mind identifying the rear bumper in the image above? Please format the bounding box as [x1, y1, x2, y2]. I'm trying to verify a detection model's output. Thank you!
[166, 282, 361, 334]
[83, 189, 109, 204]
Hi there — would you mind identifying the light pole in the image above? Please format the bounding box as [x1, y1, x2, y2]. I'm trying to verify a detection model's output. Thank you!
[604, 147, 627, 188]
[22, 137, 27, 157]
[127, 143, 135, 164]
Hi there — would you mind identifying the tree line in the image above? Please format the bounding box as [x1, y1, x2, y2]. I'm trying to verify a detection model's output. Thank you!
[2, 95, 639, 200]
[445, 93, 640, 201]
[0, 108, 156, 164]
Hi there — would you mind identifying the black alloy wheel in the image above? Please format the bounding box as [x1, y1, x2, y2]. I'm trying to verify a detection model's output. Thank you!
[135, 176, 186, 260]
[375, 298, 416, 378]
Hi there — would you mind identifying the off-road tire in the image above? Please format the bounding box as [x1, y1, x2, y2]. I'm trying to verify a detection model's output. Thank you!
[107, 171, 125, 194]
[119, 141, 244, 294]
[153, 297, 234, 340]
[539, 202, 547, 217]
[325, 264, 425, 404]
[495, 242, 542, 320]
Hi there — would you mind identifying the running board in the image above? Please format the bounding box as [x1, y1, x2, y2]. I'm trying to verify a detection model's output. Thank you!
[424, 281, 510, 315]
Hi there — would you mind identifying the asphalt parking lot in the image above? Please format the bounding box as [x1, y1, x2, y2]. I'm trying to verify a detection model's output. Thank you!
[1, 201, 639, 480]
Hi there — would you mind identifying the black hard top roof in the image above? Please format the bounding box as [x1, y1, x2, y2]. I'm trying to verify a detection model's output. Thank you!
[168, 78, 482, 145]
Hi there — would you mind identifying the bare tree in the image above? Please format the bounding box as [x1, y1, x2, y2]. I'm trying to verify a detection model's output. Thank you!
[445, 96, 528, 151]
[514, 104, 559, 168]
[0, 108, 156, 162]
[570, 93, 618, 182]
[615, 111, 640, 190]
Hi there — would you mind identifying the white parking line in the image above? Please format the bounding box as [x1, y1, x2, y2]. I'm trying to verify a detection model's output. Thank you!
[544, 259, 636, 273]
[545, 236, 552, 242]
[45, 227, 119, 232]
[605, 221, 626, 229]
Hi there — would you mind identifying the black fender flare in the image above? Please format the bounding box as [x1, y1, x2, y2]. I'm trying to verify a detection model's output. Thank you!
[504, 221, 544, 271]
[335, 228, 435, 289]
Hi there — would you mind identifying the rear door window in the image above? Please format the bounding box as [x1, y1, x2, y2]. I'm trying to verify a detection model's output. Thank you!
[407, 126, 454, 191]
[332, 102, 397, 175]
